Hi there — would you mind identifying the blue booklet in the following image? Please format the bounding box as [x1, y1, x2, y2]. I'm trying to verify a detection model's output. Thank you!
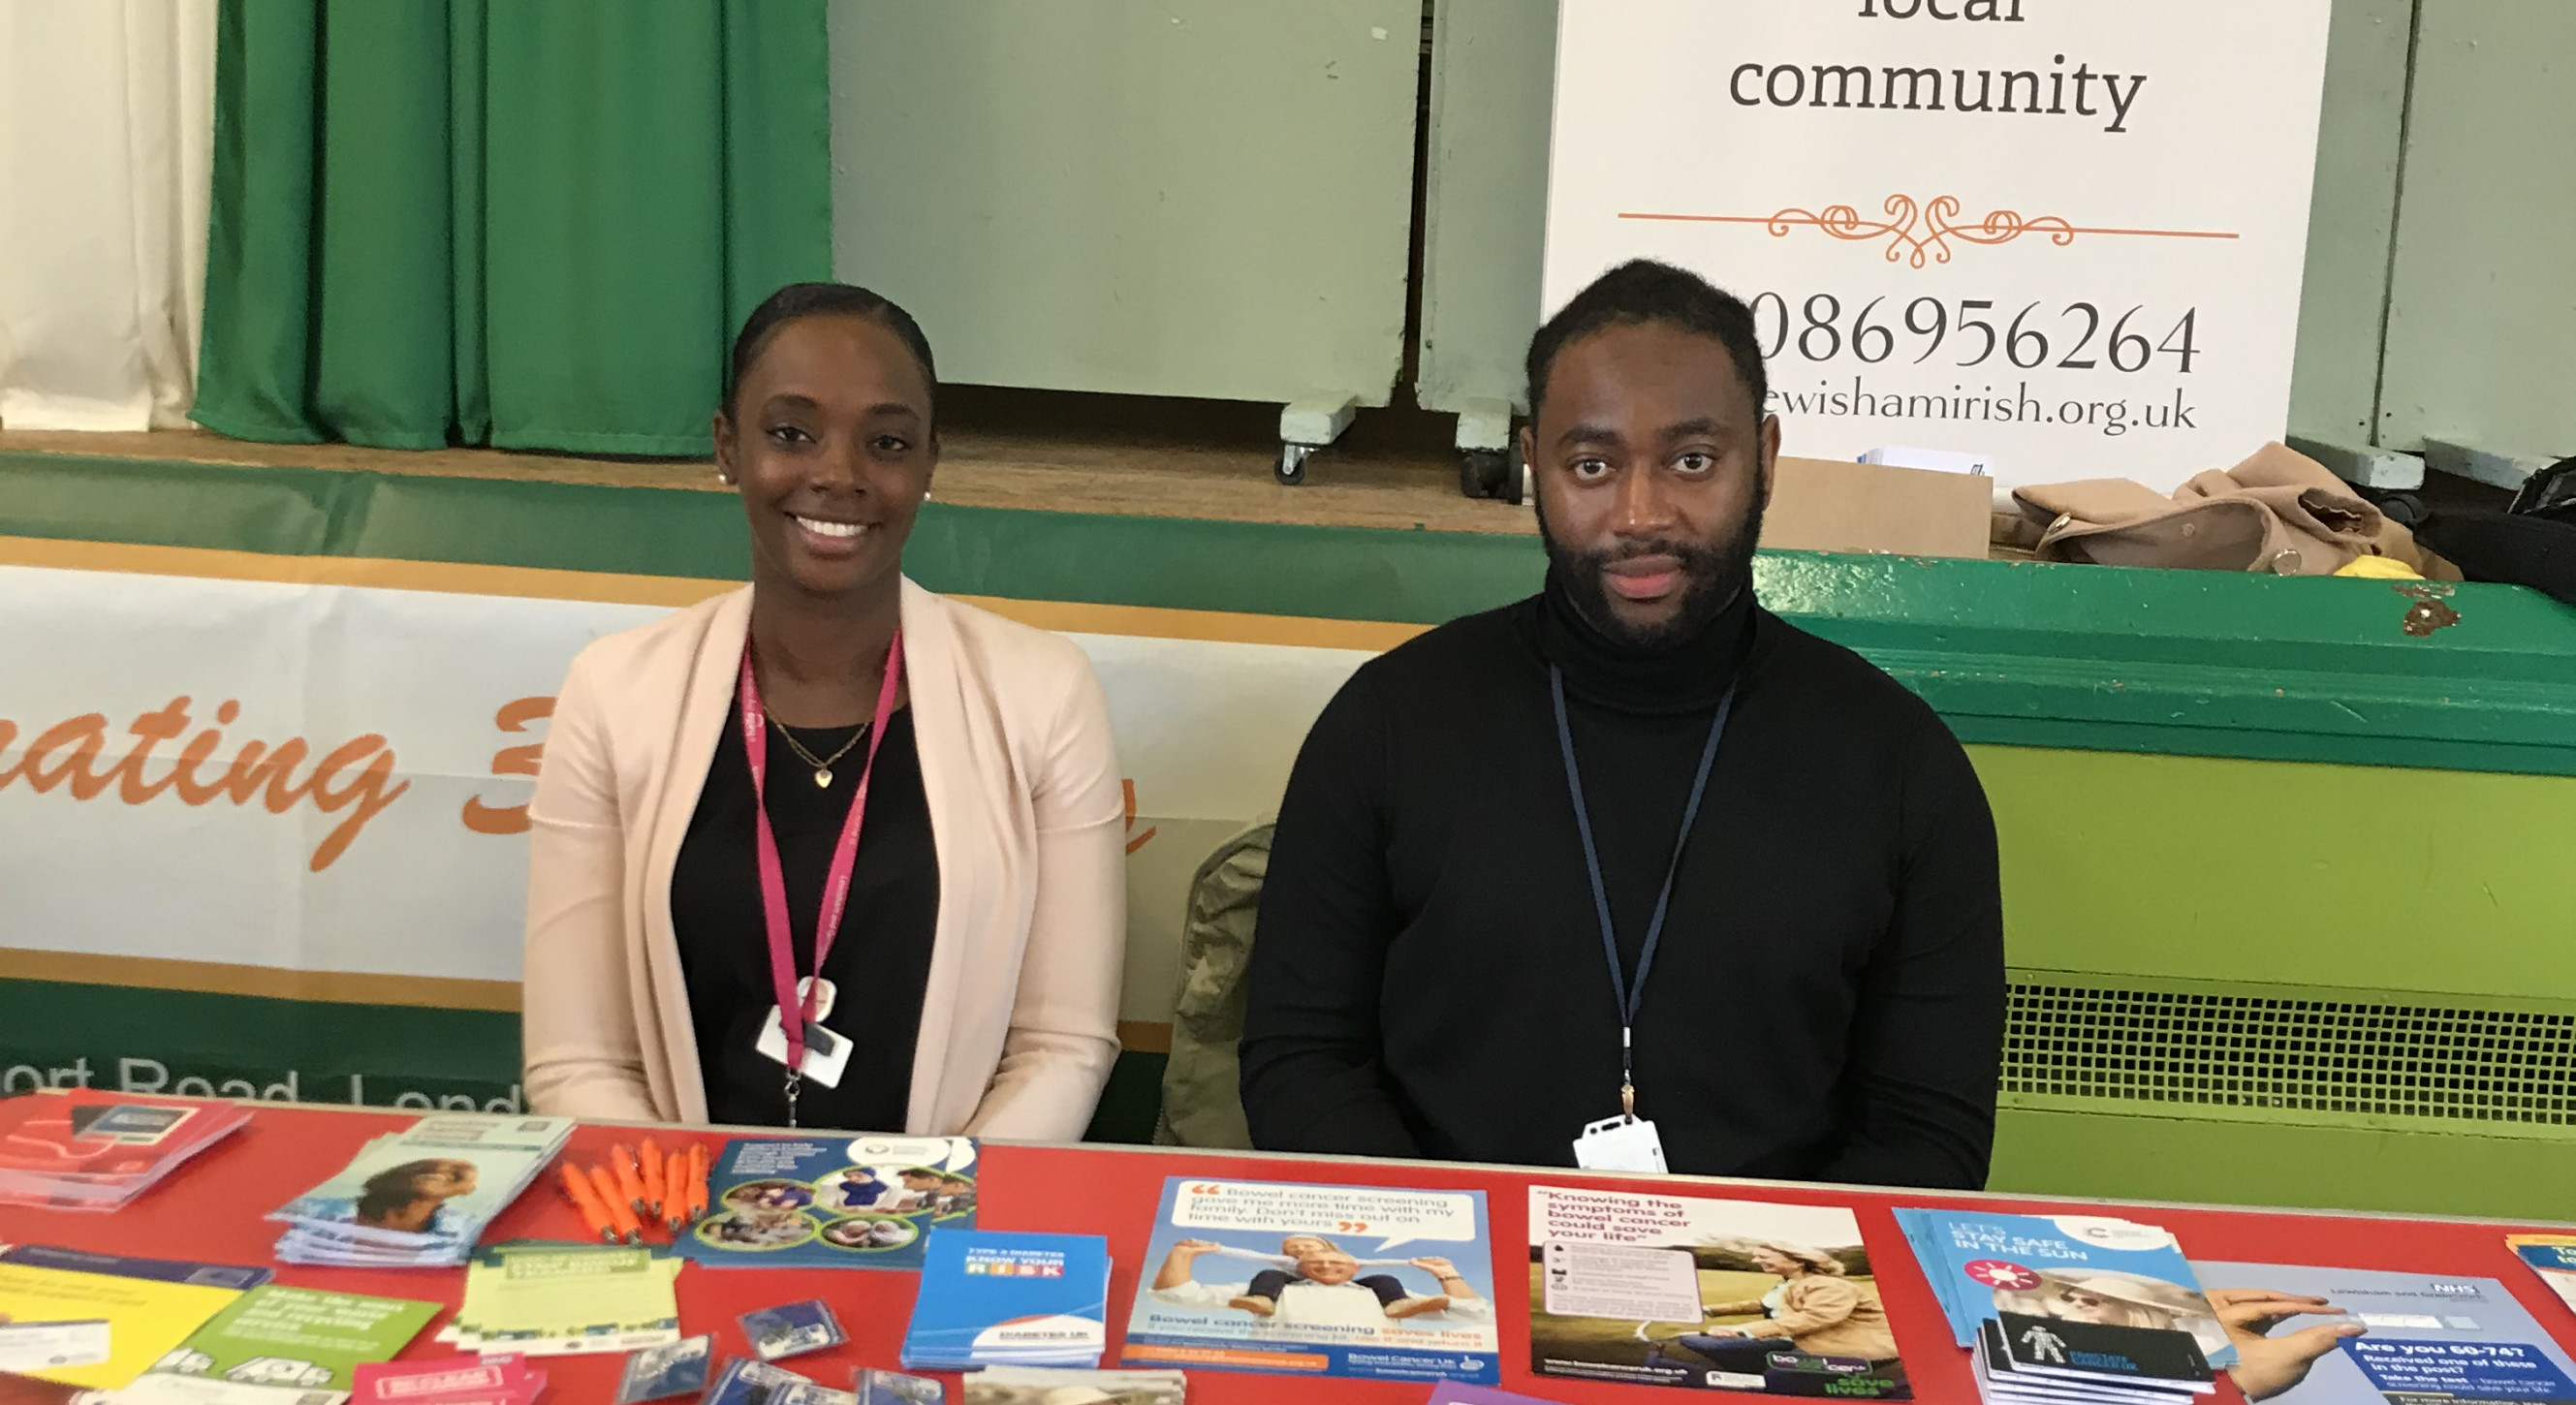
[679, 1135, 975, 1272]
[0, 1245, 269, 1292]
[1896, 1209, 2236, 1365]
[901, 1231, 1110, 1370]
[2193, 1263, 2576, 1404]
[1121, 1174, 1501, 1386]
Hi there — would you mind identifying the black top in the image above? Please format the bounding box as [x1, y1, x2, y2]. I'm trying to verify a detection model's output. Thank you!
[673, 701, 940, 1131]
[1239, 574, 2004, 1188]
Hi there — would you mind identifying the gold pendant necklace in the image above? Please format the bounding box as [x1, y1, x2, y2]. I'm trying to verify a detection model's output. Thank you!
[770, 720, 867, 789]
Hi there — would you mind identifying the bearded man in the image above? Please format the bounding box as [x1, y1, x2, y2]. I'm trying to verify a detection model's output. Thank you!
[1239, 260, 2003, 1188]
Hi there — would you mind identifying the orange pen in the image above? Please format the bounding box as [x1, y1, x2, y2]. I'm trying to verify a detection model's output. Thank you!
[663, 1147, 691, 1234]
[610, 1143, 649, 1215]
[559, 1164, 617, 1245]
[639, 1137, 666, 1218]
[587, 1164, 644, 1244]
[687, 1142, 710, 1221]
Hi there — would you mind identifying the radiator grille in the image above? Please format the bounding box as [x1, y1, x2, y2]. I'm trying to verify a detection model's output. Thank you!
[2003, 984, 2576, 1125]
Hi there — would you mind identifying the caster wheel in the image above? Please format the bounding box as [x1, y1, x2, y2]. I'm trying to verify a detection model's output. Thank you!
[1460, 449, 1510, 500]
[1275, 443, 1314, 485]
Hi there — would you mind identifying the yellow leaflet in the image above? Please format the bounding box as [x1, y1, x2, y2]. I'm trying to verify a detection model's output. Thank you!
[0, 1263, 241, 1389]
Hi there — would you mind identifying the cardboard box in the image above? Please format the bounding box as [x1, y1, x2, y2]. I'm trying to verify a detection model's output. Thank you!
[1759, 455, 1993, 559]
[1860, 444, 1996, 477]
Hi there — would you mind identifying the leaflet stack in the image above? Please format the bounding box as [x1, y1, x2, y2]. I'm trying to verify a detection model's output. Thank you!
[1899, 1209, 2232, 1405]
[267, 1113, 573, 1267]
[440, 1240, 684, 1356]
[0, 1094, 249, 1212]
[902, 1231, 1112, 1371]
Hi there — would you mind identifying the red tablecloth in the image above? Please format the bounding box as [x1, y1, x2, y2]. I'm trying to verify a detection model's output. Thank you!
[2, 1104, 2568, 1403]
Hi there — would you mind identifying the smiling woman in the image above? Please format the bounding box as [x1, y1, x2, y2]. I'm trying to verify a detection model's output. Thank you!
[518, 283, 1129, 1140]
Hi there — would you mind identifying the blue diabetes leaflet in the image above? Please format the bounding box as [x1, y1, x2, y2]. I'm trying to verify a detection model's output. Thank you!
[2193, 1263, 2576, 1405]
[901, 1231, 1110, 1369]
[680, 1135, 976, 1271]
[1119, 1175, 1502, 1386]
[0, 1246, 271, 1292]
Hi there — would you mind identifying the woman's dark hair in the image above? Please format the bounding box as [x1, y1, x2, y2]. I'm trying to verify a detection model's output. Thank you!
[1524, 259, 1768, 424]
[725, 281, 938, 429]
[355, 1159, 450, 1221]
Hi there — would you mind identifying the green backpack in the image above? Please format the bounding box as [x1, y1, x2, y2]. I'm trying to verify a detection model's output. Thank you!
[1152, 816, 1274, 1149]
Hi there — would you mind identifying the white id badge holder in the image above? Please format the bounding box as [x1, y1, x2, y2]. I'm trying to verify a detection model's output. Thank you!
[1572, 1114, 1670, 1173]
[754, 976, 852, 1087]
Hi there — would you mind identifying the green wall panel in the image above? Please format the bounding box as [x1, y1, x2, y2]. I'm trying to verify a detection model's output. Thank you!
[1993, 1106, 2576, 1222]
[827, 0, 1421, 407]
[1416, 0, 1557, 417]
[1981, 748, 2576, 1001]
[2378, 0, 2576, 456]
[2287, 0, 2414, 445]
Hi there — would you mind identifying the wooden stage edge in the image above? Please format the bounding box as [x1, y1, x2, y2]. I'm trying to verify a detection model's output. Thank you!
[0, 396, 1542, 540]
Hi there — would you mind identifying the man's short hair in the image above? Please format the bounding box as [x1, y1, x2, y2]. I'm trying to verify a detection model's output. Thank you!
[1524, 259, 1770, 424]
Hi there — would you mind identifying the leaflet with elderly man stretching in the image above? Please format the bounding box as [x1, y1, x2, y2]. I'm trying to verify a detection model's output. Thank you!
[1119, 1177, 1500, 1386]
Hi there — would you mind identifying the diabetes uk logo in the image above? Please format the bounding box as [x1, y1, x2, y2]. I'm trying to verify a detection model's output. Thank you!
[1541, 0, 2332, 493]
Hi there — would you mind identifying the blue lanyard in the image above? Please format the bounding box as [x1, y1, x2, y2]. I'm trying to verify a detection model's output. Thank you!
[1551, 665, 1735, 1121]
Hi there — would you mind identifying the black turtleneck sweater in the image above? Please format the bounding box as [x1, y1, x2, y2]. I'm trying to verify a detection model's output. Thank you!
[1239, 578, 2003, 1189]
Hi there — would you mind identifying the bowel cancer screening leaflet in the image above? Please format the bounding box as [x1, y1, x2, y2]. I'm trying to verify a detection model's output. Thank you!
[1528, 1185, 1912, 1398]
[682, 1136, 977, 1271]
[2191, 1264, 2576, 1405]
[1120, 1175, 1501, 1386]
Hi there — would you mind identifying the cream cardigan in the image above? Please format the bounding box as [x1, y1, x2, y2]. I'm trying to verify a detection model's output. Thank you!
[520, 578, 1126, 1140]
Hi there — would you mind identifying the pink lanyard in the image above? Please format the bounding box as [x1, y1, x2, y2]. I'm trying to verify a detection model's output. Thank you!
[736, 629, 905, 1081]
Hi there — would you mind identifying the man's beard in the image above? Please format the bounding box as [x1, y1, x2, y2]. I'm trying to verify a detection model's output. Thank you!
[1535, 497, 1763, 650]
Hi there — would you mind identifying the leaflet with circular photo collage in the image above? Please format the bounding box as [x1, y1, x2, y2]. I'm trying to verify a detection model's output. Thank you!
[678, 1136, 978, 1272]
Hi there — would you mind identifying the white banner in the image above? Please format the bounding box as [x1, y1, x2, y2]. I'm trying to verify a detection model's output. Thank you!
[1542, 0, 2331, 492]
[0, 566, 1370, 1024]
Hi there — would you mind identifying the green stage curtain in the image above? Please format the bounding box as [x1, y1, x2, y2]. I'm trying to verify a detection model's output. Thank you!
[192, 0, 831, 455]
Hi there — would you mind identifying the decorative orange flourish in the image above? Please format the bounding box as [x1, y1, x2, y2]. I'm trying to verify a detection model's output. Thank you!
[1122, 778, 1157, 855]
[1622, 197, 2239, 261]
[1760, 195, 2076, 269]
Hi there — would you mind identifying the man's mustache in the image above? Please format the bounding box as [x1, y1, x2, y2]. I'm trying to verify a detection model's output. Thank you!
[1579, 540, 1719, 568]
